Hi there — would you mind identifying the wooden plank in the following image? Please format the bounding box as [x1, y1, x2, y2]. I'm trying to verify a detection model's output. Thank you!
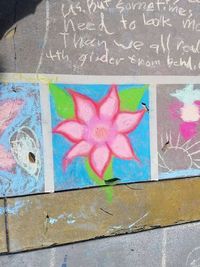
[0, 199, 7, 253]
[7, 177, 200, 253]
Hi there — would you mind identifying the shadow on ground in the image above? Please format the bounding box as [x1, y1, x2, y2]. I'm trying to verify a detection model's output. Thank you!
[0, 0, 42, 39]
[0, 56, 5, 72]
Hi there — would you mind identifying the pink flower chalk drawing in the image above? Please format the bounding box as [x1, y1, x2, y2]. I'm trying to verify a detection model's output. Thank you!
[53, 85, 146, 179]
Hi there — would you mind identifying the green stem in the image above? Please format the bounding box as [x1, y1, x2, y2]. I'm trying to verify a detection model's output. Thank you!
[85, 159, 114, 203]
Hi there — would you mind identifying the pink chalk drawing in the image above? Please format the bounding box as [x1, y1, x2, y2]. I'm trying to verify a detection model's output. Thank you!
[170, 85, 200, 140]
[53, 85, 146, 178]
[0, 100, 24, 171]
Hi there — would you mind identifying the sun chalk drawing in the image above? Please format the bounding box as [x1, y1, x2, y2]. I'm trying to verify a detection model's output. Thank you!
[0, 83, 44, 197]
[158, 84, 200, 180]
[50, 83, 150, 194]
[159, 132, 200, 177]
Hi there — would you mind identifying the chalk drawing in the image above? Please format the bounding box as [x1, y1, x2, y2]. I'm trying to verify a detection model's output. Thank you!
[161, 229, 167, 267]
[158, 84, 200, 180]
[0, 207, 4, 216]
[48, 213, 76, 225]
[49, 217, 58, 225]
[50, 248, 56, 267]
[159, 132, 200, 179]
[170, 85, 200, 140]
[128, 212, 149, 229]
[10, 127, 41, 180]
[107, 212, 149, 234]
[0, 200, 26, 215]
[159, 132, 200, 170]
[0, 99, 23, 172]
[36, 0, 50, 73]
[1, 77, 200, 198]
[6, 200, 26, 215]
[61, 254, 67, 267]
[186, 247, 200, 267]
[0, 83, 45, 196]
[50, 83, 150, 193]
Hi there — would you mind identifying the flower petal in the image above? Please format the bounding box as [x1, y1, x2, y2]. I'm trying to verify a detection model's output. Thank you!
[0, 145, 16, 171]
[99, 85, 120, 120]
[115, 109, 146, 133]
[89, 145, 111, 178]
[69, 90, 97, 124]
[108, 134, 139, 161]
[53, 120, 85, 142]
[63, 141, 93, 170]
[0, 100, 24, 135]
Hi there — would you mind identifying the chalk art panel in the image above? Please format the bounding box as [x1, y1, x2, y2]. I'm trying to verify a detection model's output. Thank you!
[0, 83, 44, 196]
[50, 83, 150, 191]
[157, 84, 200, 179]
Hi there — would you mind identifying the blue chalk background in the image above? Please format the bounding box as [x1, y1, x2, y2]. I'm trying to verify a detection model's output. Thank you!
[0, 83, 44, 197]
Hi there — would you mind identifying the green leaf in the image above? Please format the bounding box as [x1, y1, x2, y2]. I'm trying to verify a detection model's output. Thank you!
[119, 85, 148, 112]
[85, 159, 114, 203]
[49, 83, 75, 119]
[85, 158, 113, 184]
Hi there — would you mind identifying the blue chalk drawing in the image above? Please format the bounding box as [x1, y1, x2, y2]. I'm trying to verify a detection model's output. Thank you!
[48, 213, 76, 225]
[0, 83, 44, 196]
[61, 255, 67, 267]
[0, 200, 26, 215]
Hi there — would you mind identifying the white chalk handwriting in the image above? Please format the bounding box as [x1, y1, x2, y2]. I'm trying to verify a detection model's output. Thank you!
[45, 0, 200, 74]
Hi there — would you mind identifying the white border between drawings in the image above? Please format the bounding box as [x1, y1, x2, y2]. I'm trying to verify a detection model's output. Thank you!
[0, 73, 200, 84]
[149, 84, 158, 181]
[40, 83, 54, 192]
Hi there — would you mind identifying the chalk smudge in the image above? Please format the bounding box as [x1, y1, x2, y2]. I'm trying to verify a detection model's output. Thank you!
[0, 207, 4, 216]
[107, 212, 149, 234]
[0, 200, 26, 216]
[48, 213, 76, 225]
